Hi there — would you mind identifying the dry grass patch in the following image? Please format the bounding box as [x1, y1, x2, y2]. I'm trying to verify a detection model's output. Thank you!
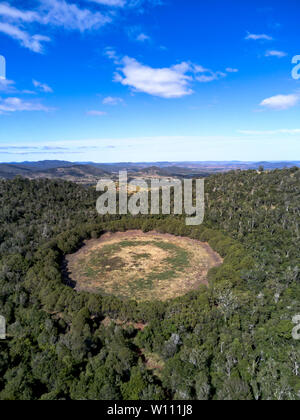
[66, 230, 222, 302]
[142, 351, 165, 379]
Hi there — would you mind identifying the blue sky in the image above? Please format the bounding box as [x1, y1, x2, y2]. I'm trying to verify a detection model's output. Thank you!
[0, 0, 300, 162]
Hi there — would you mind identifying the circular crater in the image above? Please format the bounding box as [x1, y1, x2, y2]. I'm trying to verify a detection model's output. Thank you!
[65, 230, 223, 302]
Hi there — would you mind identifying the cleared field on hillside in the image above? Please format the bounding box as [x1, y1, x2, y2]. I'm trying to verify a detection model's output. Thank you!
[66, 230, 223, 301]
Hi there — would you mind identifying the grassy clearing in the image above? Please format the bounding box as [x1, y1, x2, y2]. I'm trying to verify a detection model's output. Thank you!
[142, 351, 165, 379]
[66, 231, 223, 301]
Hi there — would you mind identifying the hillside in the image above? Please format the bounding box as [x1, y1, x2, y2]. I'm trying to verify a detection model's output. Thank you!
[0, 163, 109, 184]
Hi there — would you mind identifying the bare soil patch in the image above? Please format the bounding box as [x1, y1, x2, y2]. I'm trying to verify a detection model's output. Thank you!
[65, 230, 223, 302]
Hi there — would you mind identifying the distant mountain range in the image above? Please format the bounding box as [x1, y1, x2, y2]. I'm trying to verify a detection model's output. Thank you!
[0, 162, 110, 184]
[0, 160, 299, 184]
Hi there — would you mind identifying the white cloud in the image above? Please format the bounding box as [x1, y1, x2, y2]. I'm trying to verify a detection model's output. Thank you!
[0, 3, 39, 22]
[0, 78, 16, 93]
[114, 57, 193, 98]
[238, 129, 300, 135]
[191, 64, 227, 82]
[0, 1, 162, 52]
[88, 0, 160, 6]
[245, 33, 273, 41]
[192, 65, 208, 73]
[87, 110, 107, 116]
[226, 67, 239, 73]
[0, 1, 111, 31]
[102, 96, 124, 105]
[260, 94, 300, 110]
[136, 33, 150, 42]
[0, 22, 50, 53]
[39, 0, 111, 32]
[104, 47, 119, 62]
[196, 71, 226, 83]
[88, 0, 127, 6]
[126, 25, 151, 43]
[88, 0, 163, 8]
[22, 90, 37, 95]
[0, 97, 52, 113]
[33, 79, 53, 93]
[112, 57, 229, 98]
[0, 1, 111, 51]
[265, 50, 287, 58]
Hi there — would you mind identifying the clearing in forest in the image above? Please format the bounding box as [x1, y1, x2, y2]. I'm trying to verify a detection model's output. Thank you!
[66, 230, 222, 301]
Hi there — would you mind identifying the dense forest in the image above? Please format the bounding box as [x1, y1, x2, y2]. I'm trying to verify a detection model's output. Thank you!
[0, 168, 299, 400]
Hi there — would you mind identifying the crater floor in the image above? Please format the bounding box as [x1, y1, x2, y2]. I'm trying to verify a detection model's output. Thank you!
[66, 230, 223, 302]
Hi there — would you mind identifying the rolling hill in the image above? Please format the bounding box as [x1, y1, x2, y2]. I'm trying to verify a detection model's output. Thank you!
[0, 160, 299, 184]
